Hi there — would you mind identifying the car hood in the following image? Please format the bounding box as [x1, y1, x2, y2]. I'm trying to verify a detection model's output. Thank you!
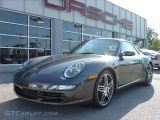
[26, 54, 101, 72]
[18, 54, 116, 84]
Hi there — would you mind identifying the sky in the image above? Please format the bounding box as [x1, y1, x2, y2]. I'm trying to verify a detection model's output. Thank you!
[107, 0, 160, 37]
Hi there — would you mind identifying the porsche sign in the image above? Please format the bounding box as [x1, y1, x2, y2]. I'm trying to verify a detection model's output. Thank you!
[45, 0, 133, 30]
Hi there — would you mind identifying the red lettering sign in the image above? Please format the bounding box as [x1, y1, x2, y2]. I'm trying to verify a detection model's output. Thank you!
[45, 0, 66, 10]
[87, 6, 102, 20]
[68, 0, 86, 16]
[45, 0, 133, 30]
[102, 11, 117, 25]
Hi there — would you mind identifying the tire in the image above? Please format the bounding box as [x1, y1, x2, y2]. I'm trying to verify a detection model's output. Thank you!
[93, 70, 115, 108]
[144, 63, 153, 86]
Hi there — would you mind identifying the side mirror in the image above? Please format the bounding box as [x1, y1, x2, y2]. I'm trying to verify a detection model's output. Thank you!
[124, 51, 135, 56]
[119, 52, 124, 61]
[119, 51, 135, 61]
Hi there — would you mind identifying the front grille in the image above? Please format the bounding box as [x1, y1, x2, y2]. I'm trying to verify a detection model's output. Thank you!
[23, 88, 37, 98]
[43, 92, 63, 97]
[14, 85, 65, 103]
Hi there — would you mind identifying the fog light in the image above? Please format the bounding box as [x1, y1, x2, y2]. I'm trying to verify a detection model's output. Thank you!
[48, 85, 76, 91]
[29, 83, 49, 89]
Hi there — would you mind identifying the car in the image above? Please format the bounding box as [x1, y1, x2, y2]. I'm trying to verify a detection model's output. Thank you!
[13, 38, 153, 108]
[139, 49, 160, 69]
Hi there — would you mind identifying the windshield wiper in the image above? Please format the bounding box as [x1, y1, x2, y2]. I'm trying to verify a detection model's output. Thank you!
[77, 52, 95, 54]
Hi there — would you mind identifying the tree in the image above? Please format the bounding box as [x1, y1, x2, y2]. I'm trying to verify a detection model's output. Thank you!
[147, 27, 159, 44]
[147, 27, 160, 50]
[149, 39, 160, 50]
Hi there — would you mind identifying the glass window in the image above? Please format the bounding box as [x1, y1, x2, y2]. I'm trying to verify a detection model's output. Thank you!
[0, 48, 28, 64]
[0, 23, 27, 36]
[103, 30, 112, 38]
[63, 32, 82, 42]
[70, 41, 80, 50]
[0, 10, 27, 24]
[91, 36, 100, 39]
[29, 38, 51, 49]
[121, 42, 138, 54]
[29, 27, 51, 38]
[83, 35, 90, 41]
[63, 22, 82, 33]
[30, 16, 51, 28]
[0, 35, 27, 48]
[0, 10, 52, 64]
[112, 32, 121, 38]
[62, 41, 80, 51]
[83, 26, 102, 36]
[46, 40, 51, 49]
[121, 34, 127, 39]
[126, 36, 133, 42]
[29, 49, 51, 59]
[63, 41, 70, 51]
[72, 39, 120, 56]
[133, 38, 145, 48]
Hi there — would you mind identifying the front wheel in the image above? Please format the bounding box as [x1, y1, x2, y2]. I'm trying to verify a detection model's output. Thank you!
[93, 70, 115, 108]
[144, 63, 153, 86]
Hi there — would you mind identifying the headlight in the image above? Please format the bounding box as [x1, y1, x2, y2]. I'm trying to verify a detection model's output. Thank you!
[20, 59, 32, 70]
[64, 62, 85, 78]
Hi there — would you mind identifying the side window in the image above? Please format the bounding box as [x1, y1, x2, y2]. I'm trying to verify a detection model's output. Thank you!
[121, 42, 138, 55]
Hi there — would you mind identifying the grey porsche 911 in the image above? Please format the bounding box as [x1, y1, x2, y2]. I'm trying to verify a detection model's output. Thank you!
[13, 38, 153, 108]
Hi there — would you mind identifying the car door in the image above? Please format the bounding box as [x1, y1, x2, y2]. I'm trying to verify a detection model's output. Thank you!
[118, 42, 143, 86]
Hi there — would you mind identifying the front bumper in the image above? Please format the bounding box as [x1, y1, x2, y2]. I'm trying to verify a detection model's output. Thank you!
[13, 75, 96, 105]
[14, 84, 92, 105]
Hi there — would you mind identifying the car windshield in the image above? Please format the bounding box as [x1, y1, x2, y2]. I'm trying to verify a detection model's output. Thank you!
[72, 39, 120, 56]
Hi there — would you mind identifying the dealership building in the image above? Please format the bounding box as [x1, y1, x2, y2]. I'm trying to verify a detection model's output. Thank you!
[0, 0, 147, 72]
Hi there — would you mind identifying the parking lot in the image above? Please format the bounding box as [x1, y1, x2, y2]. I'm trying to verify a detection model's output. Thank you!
[0, 70, 159, 120]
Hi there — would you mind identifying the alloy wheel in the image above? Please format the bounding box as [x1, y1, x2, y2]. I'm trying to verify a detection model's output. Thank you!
[97, 73, 114, 106]
[146, 64, 153, 84]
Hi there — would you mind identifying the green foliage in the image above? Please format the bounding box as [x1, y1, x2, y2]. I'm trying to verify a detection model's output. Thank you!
[147, 27, 158, 43]
[149, 39, 160, 50]
[147, 27, 160, 50]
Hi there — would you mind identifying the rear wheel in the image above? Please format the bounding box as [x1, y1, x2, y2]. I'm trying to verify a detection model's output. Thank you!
[144, 63, 153, 86]
[93, 70, 115, 108]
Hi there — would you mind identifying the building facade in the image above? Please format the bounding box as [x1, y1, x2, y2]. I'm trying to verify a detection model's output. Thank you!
[0, 0, 147, 72]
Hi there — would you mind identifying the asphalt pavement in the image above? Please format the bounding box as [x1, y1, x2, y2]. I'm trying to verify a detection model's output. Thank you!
[0, 70, 159, 120]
